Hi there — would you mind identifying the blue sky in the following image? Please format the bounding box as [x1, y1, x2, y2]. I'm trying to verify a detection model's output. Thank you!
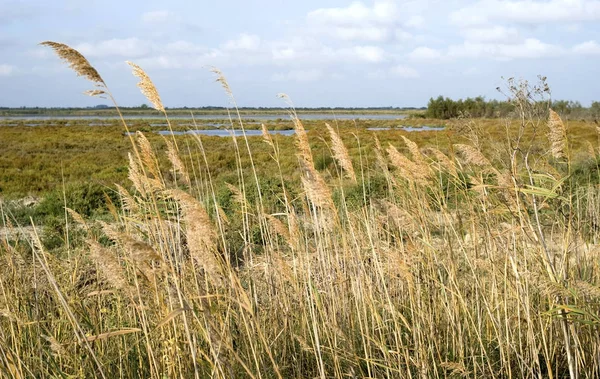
[0, 0, 599, 107]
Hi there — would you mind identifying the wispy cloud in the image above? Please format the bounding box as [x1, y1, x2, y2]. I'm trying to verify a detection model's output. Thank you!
[223, 34, 261, 51]
[272, 69, 323, 82]
[573, 40, 600, 54]
[451, 0, 600, 27]
[0, 64, 16, 76]
[141, 10, 176, 24]
[76, 38, 153, 58]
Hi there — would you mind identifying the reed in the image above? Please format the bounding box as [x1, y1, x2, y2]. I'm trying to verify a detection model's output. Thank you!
[2, 43, 600, 379]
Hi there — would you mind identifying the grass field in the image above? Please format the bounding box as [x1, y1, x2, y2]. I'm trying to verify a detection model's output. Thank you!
[1, 42, 600, 378]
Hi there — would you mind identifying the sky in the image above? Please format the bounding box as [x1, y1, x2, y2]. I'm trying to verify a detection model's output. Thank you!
[0, 0, 599, 108]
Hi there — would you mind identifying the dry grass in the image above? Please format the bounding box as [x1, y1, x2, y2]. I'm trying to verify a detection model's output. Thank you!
[2, 42, 600, 379]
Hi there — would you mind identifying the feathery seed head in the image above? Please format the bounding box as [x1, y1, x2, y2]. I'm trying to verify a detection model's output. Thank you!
[126, 61, 164, 112]
[548, 108, 567, 159]
[40, 41, 105, 85]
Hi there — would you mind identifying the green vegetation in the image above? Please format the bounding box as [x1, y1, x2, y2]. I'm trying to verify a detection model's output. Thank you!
[2, 42, 600, 378]
[425, 82, 600, 119]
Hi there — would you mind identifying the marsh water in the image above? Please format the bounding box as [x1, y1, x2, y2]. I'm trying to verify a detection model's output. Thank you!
[0, 113, 408, 121]
[154, 126, 445, 137]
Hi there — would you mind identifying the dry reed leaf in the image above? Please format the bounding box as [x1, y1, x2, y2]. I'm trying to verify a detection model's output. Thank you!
[40, 41, 105, 85]
[454, 144, 491, 167]
[85, 328, 142, 342]
[548, 108, 567, 159]
[126, 61, 164, 112]
[327, 123, 357, 182]
[86, 290, 115, 297]
[156, 308, 185, 329]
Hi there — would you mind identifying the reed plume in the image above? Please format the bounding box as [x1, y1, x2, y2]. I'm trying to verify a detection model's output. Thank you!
[136, 132, 161, 180]
[387, 144, 429, 185]
[40, 41, 105, 85]
[293, 116, 314, 168]
[300, 161, 334, 210]
[423, 147, 457, 176]
[327, 123, 357, 182]
[261, 124, 274, 148]
[168, 189, 222, 283]
[126, 61, 164, 113]
[454, 144, 492, 168]
[548, 108, 567, 159]
[166, 139, 190, 185]
[209, 67, 234, 103]
[86, 239, 129, 292]
[401, 135, 426, 168]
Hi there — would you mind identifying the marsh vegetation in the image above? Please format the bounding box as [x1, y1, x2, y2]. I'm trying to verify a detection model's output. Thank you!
[1, 42, 600, 378]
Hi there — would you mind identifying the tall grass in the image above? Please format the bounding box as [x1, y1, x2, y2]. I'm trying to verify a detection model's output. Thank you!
[1, 43, 600, 378]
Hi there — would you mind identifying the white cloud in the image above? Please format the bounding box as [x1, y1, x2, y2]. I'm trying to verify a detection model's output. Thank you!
[408, 46, 442, 60]
[76, 38, 153, 58]
[573, 40, 600, 54]
[272, 47, 297, 61]
[165, 40, 208, 54]
[367, 69, 387, 79]
[307, 1, 398, 25]
[391, 65, 419, 78]
[306, 0, 419, 42]
[272, 69, 323, 82]
[332, 26, 391, 42]
[460, 26, 521, 43]
[352, 46, 386, 62]
[142, 10, 173, 24]
[0, 64, 15, 76]
[451, 0, 600, 27]
[223, 33, 261, 51]
[448, 38, 563, 60]
[406, 15, 425, 28]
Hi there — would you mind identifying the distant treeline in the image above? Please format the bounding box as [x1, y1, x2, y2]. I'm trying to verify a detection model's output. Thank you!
[0, 105, 426, 116]
[425, 96, 600, 119]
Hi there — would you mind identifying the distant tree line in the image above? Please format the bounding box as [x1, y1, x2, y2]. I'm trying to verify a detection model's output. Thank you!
[425, 96, 600, 120]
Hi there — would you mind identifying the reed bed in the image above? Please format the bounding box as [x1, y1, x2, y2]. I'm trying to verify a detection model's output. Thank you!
[1, 42, 600, 379]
